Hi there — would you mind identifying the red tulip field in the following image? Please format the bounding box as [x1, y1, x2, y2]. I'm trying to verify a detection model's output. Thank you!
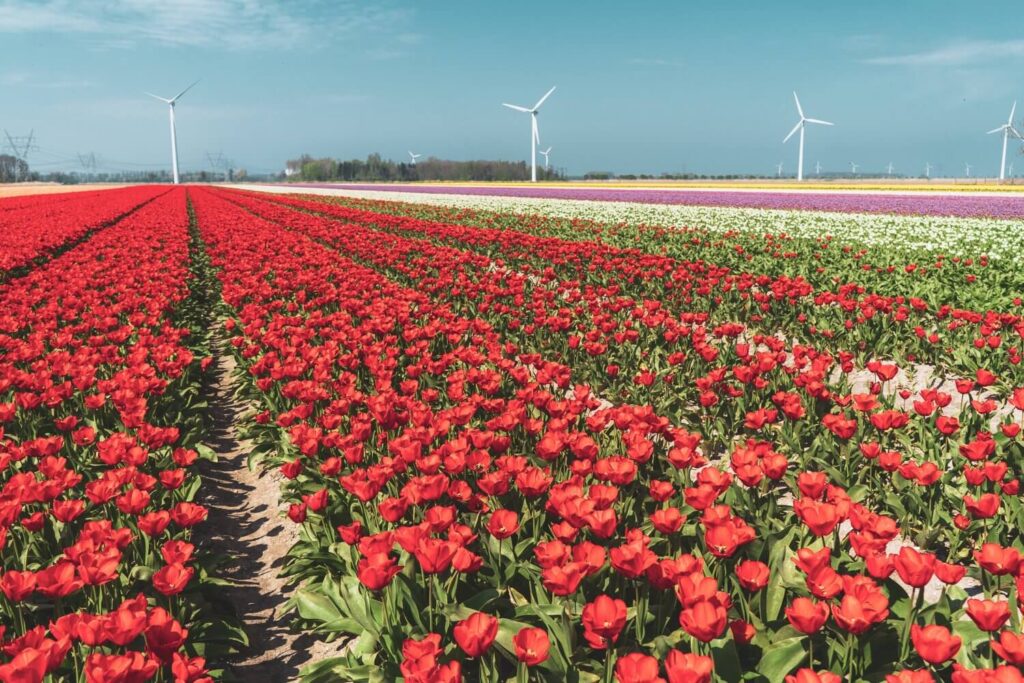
[3, 184, 1024, 683]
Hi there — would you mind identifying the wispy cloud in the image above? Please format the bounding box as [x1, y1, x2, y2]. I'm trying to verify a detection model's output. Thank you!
[628, 57, 684, 68]
[864, 39, 1024, 66]
[0, 1, 416, 52]
[0, 70, 94, 88]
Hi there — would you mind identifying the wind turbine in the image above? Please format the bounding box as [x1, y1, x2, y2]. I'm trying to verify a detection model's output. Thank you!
[887, 162, 894, 177]
[924, 162, 932, 178]
[815, 161, 822, 176]
[850, 162, 859, 176]
[776, 162, 783, 178]
[144, 80, 200, 185]
[965, 162, 972, 178]
[408, 151, 422, 165]
[1010, 162, 1015, 178]
[539, 147, 552, 170]
[987, 101, 1021, 181]
[783, 92, 834, 181]
[502, 86, 556, 182]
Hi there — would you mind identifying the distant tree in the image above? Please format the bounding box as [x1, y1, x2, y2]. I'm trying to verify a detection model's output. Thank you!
[0, 154, 29, 183]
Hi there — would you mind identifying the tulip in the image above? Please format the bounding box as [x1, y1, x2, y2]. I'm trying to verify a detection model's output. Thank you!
[965, 598, 1011, 632]
[786, 597, 829, 634]
[513, 627, 550, 666]
[664, 650, 712, 683]
[582, 594, 627, 649]
[992, 631, 1024, 665]
[911, 624, 960, 664]
[453, 612, 498, 657]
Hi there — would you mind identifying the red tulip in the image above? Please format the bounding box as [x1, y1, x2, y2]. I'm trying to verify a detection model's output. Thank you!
[453, 612, 498, 657]
[911, 624, 961, 664]
[786, 597, 829, 634]
[512, 627, 550, 666]
[665, 650, 713, 683]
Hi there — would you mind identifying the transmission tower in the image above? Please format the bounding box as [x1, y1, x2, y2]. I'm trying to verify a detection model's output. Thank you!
[205, 151, 232, 181]
[4, 130, 37, 182]
[77, 152, 98, 175]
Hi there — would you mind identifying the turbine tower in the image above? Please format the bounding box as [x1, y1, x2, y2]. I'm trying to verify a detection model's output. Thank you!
[815, 161, 821, 176]
[924, 162, 932, 178]
[965, 162, 972, 178]
[987, 101, 1021, 181]
[783, 92, 834, 182]
[776, 162, 783, 178]
[408, 151, 422, 165]
[539, 147, 552, 170]
[144, 80, 200, 185]
[502, 86, 556, 182]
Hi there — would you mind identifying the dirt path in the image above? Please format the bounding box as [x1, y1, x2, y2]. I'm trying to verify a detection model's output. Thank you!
[196, 339, 339, 682]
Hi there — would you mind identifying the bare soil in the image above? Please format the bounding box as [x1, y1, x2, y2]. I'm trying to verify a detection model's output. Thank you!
[196, 340, 340, 682]
[0, 183, 126, 198]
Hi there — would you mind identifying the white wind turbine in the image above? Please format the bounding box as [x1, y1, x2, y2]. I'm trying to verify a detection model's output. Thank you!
[987, 101, 1021, 181]
[965, 162, 972, 178]
[144, 80, 200, 185]
[408, 151, 422, 165]
[776, 162, 783, 178]
[850, 162, 859, 175]
[887, 162, 894, 177]
[924, 162, 932, 178]
[502, 86, 556, 182]
[539, 147, 552, 170]
[815, 161, 822, 176]
[783, 92, 834, 181]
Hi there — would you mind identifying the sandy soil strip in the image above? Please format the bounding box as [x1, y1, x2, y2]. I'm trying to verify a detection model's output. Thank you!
[0, 183, 127, 199]
[197, 336, 341, 682]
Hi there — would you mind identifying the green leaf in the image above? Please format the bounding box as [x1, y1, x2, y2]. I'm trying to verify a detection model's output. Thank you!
[756, 636, 806, 683]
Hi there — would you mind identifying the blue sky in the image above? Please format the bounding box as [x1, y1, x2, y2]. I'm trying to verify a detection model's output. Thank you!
[1, 0, 1022, 177]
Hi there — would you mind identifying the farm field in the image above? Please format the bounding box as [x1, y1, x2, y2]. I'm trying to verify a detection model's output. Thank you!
[3, 184, 1024, 683]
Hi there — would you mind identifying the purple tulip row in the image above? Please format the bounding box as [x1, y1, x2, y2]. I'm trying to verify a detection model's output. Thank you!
[288, 183, 1024, 219]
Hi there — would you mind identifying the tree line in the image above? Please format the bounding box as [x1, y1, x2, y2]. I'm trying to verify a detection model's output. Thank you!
[287, 153, 564, 182]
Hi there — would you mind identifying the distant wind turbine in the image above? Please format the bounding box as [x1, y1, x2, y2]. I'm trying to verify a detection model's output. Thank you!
[987, 101, 1021, 181]
[502, 86, 556, 182]
[850, 162, 859, 175]
[924, 162, 932, 178]
[887, 162, 894, 177]
[144, 80, 200, 185]
[539, 147, 552, 170]
[815, 161, 821, 176]
[965, 162, 972, 178]
[776, 162, 783, 178]
[783, 92, 834, 181]
[1010, 162, 1015, 178]
[408, 151, 422, 165]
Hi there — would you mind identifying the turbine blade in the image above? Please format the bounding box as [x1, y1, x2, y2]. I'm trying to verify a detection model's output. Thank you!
[170, 79, 200, 103]
[987, 126, 1005, 135]
[1010, 101, 1017, 124]
[793, 91, 804, 118]
[783, 120, 801, 143]
[502, 103, 530, 112]
[533, 86, 556, 111]
[805, 118, 834, 126]
[144, 92, 171, 103]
